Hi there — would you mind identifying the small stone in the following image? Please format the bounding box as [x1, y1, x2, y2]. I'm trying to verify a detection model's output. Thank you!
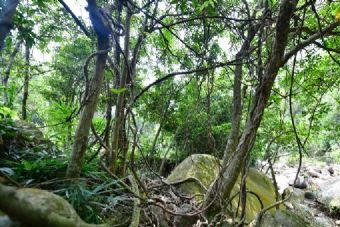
[335, 220, 340, 225]
[0, 216, 15, 227]
[308, 170, 321, 178]
[315, 212, 322, 217]
[290, 177, 308, 189]
[315, 168, 322, 174]
[328, 166, 334, 175]
[284, 202, 294, 210]
[304, 191, 316, 200]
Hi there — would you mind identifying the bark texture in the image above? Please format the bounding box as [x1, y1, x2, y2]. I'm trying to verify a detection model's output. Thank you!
[22, 42, 29, 120]
[66, 0, 110, 178]
[109, 8, 132, 175]
[222, 18, 259, 162]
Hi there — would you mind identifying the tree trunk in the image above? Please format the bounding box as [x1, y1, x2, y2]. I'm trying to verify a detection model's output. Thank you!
[66, 0, 110, 178]
[22, 41, 29, 120]
[204, 0, 298, 214]
[2, 39, 21, 105]
[149, 92, 172, 163]
[104, 81, 112, 148]
[222, 8, 264, 163]
[0, 0, 20, 52]
[109, 8, 132, 174]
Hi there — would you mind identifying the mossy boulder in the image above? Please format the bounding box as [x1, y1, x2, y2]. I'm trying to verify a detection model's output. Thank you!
[231, 167, 280, 221]
[0, 183, 108, 227]
[252, 203, 322, 227]
[0, 120, 59, 162]
[255, 210, 314, 227]
[166, 154, 220, 200]
[166, 154, 279, 222]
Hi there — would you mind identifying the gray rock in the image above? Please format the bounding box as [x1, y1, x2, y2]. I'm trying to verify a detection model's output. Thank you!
[319, 177, 340, 215]
[290, 188, 305, 203]
[315, 217, 335, 227]
[307, 170, 321, 178]
[173, 204, 197, 227]
[304, 191, 316, 200]
[289, 177, 308, 189]
[253, 210, 316, 227]
[327, 166, 334, 176]
[0, 216, 21, 227]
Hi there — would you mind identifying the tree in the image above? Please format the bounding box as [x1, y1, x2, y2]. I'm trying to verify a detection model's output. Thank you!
[0, 0, 19, 51]
[204, 0, 340, 214]
[66, 0, 110, 178]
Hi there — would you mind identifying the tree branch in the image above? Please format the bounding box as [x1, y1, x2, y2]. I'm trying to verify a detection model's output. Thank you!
[283, 21, 340, 65]
[58, 0, 91, 37]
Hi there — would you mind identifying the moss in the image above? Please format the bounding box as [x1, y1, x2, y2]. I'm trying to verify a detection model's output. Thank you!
[166, 154, 280, 223]
[274, 210, 310, 226]
[16, 188, 79, 219]
[258, 205, 319, 227]
[230, 168, 280, 222]
[166, 154, 219, 187]
[0, 184, 108, 227]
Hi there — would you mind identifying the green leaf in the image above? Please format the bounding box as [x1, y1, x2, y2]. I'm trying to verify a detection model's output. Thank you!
[111, 88, 127, 94]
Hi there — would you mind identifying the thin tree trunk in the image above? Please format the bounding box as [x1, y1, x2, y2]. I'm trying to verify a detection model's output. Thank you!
[109, 8, 132, 174]
[22, 42, 29, 120]
[104, 81, 112, 148]
[66, 0, 110, 178]
[206, 72, 215, 152]
[120, 15, 149, 176]
[204, 0, 298, 214]
[2, 39, 21, 105]
[222, 18, 259, 162]
[0, 0, 20, 52]
[66, 94, 75, 148]
[120, 123, 129, 176]
[149, 91, 172, 162]
[113, 0, 122, 86]
[103, 0, 122, 166]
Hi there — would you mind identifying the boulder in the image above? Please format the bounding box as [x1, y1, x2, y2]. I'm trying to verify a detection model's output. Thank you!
[0, 183, 107, 227]
[286, 188, 305, 203]
[319, 176, 340, 214]
[289, 176, 308, 189]
[327, 166, 334, 175]
[166, 154, 220, 201]
[275, 174, 290, 193]
[252, 201, 330, 227]
[0, 120, 59, 160]
[166, 154, 279, 223]
[0, 215, 20, 227]
[254, 209, 316, 227]
[307, 170, 321, 178]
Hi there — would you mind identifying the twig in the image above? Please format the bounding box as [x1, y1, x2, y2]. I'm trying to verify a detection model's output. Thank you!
[0, 171, 20, 187]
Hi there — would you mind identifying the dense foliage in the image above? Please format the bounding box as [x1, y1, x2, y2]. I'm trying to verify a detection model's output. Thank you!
[1, 0, 340, 226]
